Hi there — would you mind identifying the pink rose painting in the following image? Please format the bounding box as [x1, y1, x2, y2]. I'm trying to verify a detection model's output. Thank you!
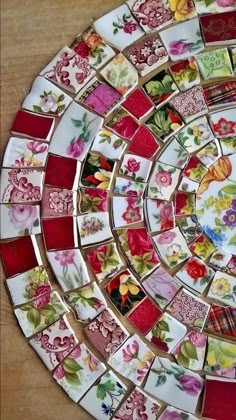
[125, 158, 141, 173]
[8, 204, 38, 233]
[169, 40, 190, 56]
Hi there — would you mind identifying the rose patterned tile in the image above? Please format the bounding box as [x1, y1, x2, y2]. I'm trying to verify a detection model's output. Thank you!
[119, 154, 152, 182]
[169, 57, 200, 91]
[112, 196, 143, 227]
[200, 11, 236, 46]
[169, 0, 197, 21]
[178, 177, 199, 194]
[189, 234, 216, 260]
[196, 48, 233, 80]
[93, 4, 143, 50]
[209, 248, 232, 271]
[127, 297, 162, 334]
[29, 316, 78, 371]
[108, 334, 154, 386]
[41, 187, 76, 218]
[196, 139, 221, 168]
[175, 116, 214, 153]
[167, 288, 211, 330]
[113, 387, 161, 420]
[66, 282, 107, 322]
[80, 153, 115, 190]
[0, 204, 41, 239]
[177, 215, 203, 244]
[86, 242, 124, 282]
[175, 256, 215, 294]
[44, 154, 80, 190]
[209, 108, 236, 139]
[204, 336, 236, 378]
[90, 128, 127, 160]
[147, 161, 181, 200]
[144, 356, 204, 413]
[153, 227, 191, 268]
[204, 304, 236, 338]
[145, 103, 183, 142]
[40, 46, 95, 93]
[0, 168, 43, 203]
[145, 199, 175, 233]
[159, 137, 189, 169]
[2, 137, 48, 168]
[49, 102, 103, 161]
[207, 271, 236, 308]
[113, 177, 147, 197]
[128, 126, 160, 158]
[175, 192, 196, 216]
[159, 406, 199, 420]
[53, 343, 106, 402]
[202, 376, 236, 420]
[11, 110, 55, 142]
[42, 217, 78, 251]
[105, 269, 146, 316]
[143, 69, 179, 108]
[77, 212, 113, 246]
[142, 266, 181, 309]
[84, 309, 129, 360]
[170, 86, 208, 123]
[22, 76, 72, 116]
[78, 188, 108, 214]
[5, 266, 51, 306]
[14, 290, 69, 338]
[106, 107, 139, 141]
[122, 88, 154, 120]
[46, 248, 90, 291]
[182, 156, 207, 183]
[172, 330, 207, 371]
[79, 370, 127, 419]
[127, 0, 172, 32]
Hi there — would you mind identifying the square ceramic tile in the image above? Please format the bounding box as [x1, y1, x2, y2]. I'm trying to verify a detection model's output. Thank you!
[200, 11, 236, 45]
[203, 80, 236, 111]
[143, 69, 179, 107]
[0, 204, 41, 238]
[144, 356, 204, 413]
[159, 137, 189, 169]
[44, 154, 80, 190]
[40, 46, 95, 93]
[169, 57, 200, 91]
[207, 271, 236, 308]
[47, 248, 90, 291]
[77, 212, 113, 246]
[195, 0, 236, 14]
[2, 137, 48, 168]
[14, 290, 69, 338]
[189, 234, 216, 260]
[66, 282, 107, 323]
[41, 187, 76, 218]
[169, 0, 197, 21]
[106, 107, 139, 141]
[127, 0, 172, 32]
[42, 217, 78, 251]
[145, 199, 175, 233]
[196, 48, 233, 80]
[178, 177, 199, 194]
[153, 227, 192, 268]
[119, 154, 152, 182]
[78, 188, 108, 214]
[79, 370, 127, 419]
[122, 88, 154, 120]
[196, 139, 221, 168]
[80, 153, 115, 190]
[170, 86, 208, 123]
[204, 336, 236, 378]
[0, 168, 43, 203]
[11, 110, 55, 142]
[202, 376, 236, 420]
[29, 316, 78, 370]
[182, 156, 207, 183]
[145, 103, 183, 142]
[175, 256, 215, 294]
[49, 102, 103, 161]
[53, 343, 106, 402]
[90, 128, 127, 160]
[127, 297, 162, 334]
[204, 304, 236, 338]
[128, 126, 160, 159]
[93, 4, 143, 50]
[113, 387, 161, 420]
[209, 248, 232, 271]
[108, 334, 154, 386]
[5, 266, 51, 306]
[86, 242, 124, 282]
[147, 161, 181, 200]
[209, 108, 236, 138]
[175, 191, 196, 216]
[84, 309, 129, 360]
[175, 116, 214, 153]
[159, 406, 199, 420]
[113, 177, 146, 197]
[172, 330, 207, 371]
[112, 196, 143, 227]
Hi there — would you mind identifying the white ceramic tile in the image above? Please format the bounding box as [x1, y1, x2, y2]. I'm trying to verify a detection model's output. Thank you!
[159, 137, 189, 169]
[207, 271, 236, 308]
[119, 154, 152, 182]
[90, 128, 127, 160]
[112, 196, 143, 227]
[209, 107, 236, 138]
[0, 168, 43, 203]
[86, 242, 124, 282]
[209, 248, 232, 270]
[2, 137, 48, 168]
[153, 227, 191, 268]
[196, 139, 221, 167]
[172, 330, 207, 371]
[175, 116, 214, 153]
[100, 54, 138, 96]
[77, 212, 113, 246]
[147, 161, 181, 200]
[178, 177, 199, 193]
[113, 177, 147, 197]
[0, 204, 41, 239]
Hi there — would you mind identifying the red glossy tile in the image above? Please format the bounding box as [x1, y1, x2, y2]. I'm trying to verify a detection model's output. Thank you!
[202, 376, 236, 420]
[42, 217, 77, 251]
[127, 297, 162, 334]
[200, 12, 236, 46]
[128, 126, 160, 158]
[11, 110, 55, 141]
[44, 154, 78, 189]
[122, 88, 154, 120]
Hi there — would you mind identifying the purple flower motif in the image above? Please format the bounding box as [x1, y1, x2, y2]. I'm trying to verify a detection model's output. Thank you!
[223, 208, 236, 227]
[168, 40, 190, 56]
[231, 199, 236, 210]
[179, 374, 202, 396]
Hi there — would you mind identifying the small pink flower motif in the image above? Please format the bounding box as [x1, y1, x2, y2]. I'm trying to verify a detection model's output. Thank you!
[40, 94, 58, 113]
[155, 171, 172, 187]
[157, 231, 177, 244]
[188, 331, 207, 348]
[179, 374, 202, 396]
[54, 364, 65, 380]
[55, 250, 76, 266]
[33, 287, 51, 309]
[169, 40, 190, 56]
[67, 138, 84, 158]
[123, 340, 139, 362]
[124, 158, 141, 173]
[147, 54, 158, 66]
[27, 141, 47, 154]
[8, 204, 38, 230]
[69, 345, 82, 359]
[123, 21, 137, 34]
[216, 0, 234, 6]
[59, 319, 68, 330]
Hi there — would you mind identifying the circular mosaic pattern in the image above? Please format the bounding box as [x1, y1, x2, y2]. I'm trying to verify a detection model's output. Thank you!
[1, 1, 236, 419]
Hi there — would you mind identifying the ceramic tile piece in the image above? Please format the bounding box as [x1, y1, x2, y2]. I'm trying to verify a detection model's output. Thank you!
[11, 110, 55, 142]
[203, 80, 236, 111]
[189, 234, 216, 261]
[196, 48, 233, 80]
[66, 282, 107, 322]
[170, 86, 208, 123]
[172, 330, 207, 371]
[79, 370, 127, 419]
[105, 269, 146, 316]
[0, 168, 43, 203]
[113, 387, 161, 420]
[49, 102, 103, 161]
[177, 215, 202, 244]
[219, 137, 236, 156]
[72, 26, 115, 69]
[204, 304, 236, 338]
[22, 76, 72, 116]
[144, 356, 204, 413]
[112, 196, 143, 227]
[86, 242, 124, 282]
[169, 57, 200, 91]
[175, 256, 214, 294]
[145, 103, 183, 142]
[84, 309, 129, 360]
[79, 188, 108, 214]
[175, 192, 196, 216]
[119, 154, 152, 182]
[0, 204, 41, 238]
[122, 88, 154, 120]
[202, 376, 236, 420]
[159, 406, 198, 420]
[142, 266, 181, 309]
[195, 0, 236, 14]
[178, 177, 199, 194]
[128, 126, 160, 158]
[145, 199, 175, 233]
[167, 288, 211, 330]
[0, 236, 41, 278]
[14, 291, 69, 338]
[204, 336, 236, 378]
[117, 228, 160, 278]
[196, 139, 221, 168]
[207, 271, 236, 308]
[182, 155, 207, 183]
[160, 18, 204, 62]
[175, 116, 214, 153]
[153, 227, 191, 268]
[128, 297, 162, 334]
[53, 343, 106, 402]
[108, 334, 155, 386]
[90, 128, 127, 160]
[113, 177, 146, 197]
[146, 312, 187, 353]
[80, 153, 115, 190]
[200, 11, 236, 46]
[106, 107, 139, 141]
[169, 0, 197, 21]
[77, 212, 113, 246]
[226, 255, 236, 276]
[209, 248, 232, 271]
[100, 53, 138, 96]
[209, 108, 236, 139]
[125, 32, 168, 76]
[143, 69, 179, 108]
[44, 154, 80, 190]
[40, 46, 95, 93]
[41, 187, 76, 218]
[29, 316, 78, 371]
[159, 137, 189, 169]
[2, 137, 48, 168]
[147, 161, 181, 200]
[5, 266, 51, 306]
[231, 46, 236, 73]
[47, 248, 90, 291]
[93, 4, 143, 50]
[42, 217, 78, 251]
[127, 0, 172, 32]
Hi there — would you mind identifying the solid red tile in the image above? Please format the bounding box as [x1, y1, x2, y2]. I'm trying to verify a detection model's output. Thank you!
[0, 236, 40, 277]
[200, 12, 236, 46]
[42, 217, 77, 250]
[11, 110, 55, 141]
[128, 126, 160, 158]
[127, 297, 162, 334]
[202, 377, 236, 420]
[44, 154, 77, 189]
[122, 88, 154, 120]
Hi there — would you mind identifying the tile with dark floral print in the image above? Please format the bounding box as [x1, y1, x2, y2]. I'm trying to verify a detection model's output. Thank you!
[143, 69, 179, 107]
[80, 153, 115, 190]
[86, 242, 124, 282]
[145, 103, 183, 142]
[79, 188, 108, 213]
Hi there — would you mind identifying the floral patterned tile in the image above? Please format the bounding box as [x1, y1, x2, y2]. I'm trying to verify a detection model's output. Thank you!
[0, 204, 41, 238]
[175, 191, 196, 216]
[53, 343, 106, 402]
[119, 154, 152, 182]
[44, 154, 80, 190]
[80, 153, 115, 190]
[66, 282, 107, 322]
[175, 256, 215, 294]
[0, 168, 43, 203]
[108, 334, 154, 386]
[159, 406, 199, 420]
[2, 137, 48, 168]
[177, 215, 202, 244]
[40, 46, 95, 93]
[14, 290, 69, 338]
[49, 102, 103, 161]
[41, 187, 76, 218]
[219, 137, 236, 156]
[147, 161, 181, 200]
[122, 88, 154, 120]
[169, 0, 197, 21]
[196, 139, 221, 168]
[153, 227, 191, 268]
[143, 69, 179, 108]
[172, 330, 207, 371]
[86, 242, 124, 282]
[159, 137, 189, 169]
[175, 116, 214, 153]
[47, 248, 90, 291]
[169, 57, 200, 92]
[29, 316, 78, 371]
[127, 297, 162, 334]
[226, 255, 236, 276]
[200, 11, 236, 46]
[189, 233, 216, 261]
[170, 86, 208, 123]
[178, 177, 199, 194]
[79, 370, 127, 419]
[194, 0, 236, 14]
[84, 309, 129, 360]
[145, 199, 175, 233]
[106, 107, 139, 140]
[209, 108, 236, 139]
[207, 271, 236, 308]
[182, 155, 207, 183]
[128, 126, 160, 159]
[77, 212, 113, 246]
[204, 336, 236, 378]
[113, 177, 147, 197]
[127, 0, 172, 32]
[90, 128, 127, 160]
[145, 103, 183, 142]
[78, 188, 108, 214]
[112, 196, 143, 227]
[209, 248, 232, 271]
[196, 48, 233, 80]
[11, 110, 55, 142]
[42, 217, 78, 251]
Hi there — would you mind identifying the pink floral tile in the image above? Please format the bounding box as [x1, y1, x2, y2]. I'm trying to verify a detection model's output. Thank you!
[0, 204, 41, 238]
[86, 242, 124, 282]
[44, 154, 80, 190]
[106, 107, 139, 141]
[79, 188, 108, 214]
[127, 0, 172, 32]
[209, 248, 232, 271]
[11, 110, 55, 142]
[147, 161, 181, 200]
[175, 191, 196, 216]
[175, 256, 215, 294]
[2, 137, 48, 168]
[113, 387, 161, 420]
[172, 330, 207, 371]
[90, 128, 127, 160]
[145, 199, 175, 233]
[77, 212, 113, 246]
[0, 168, 43, 203]
[114, 177, 147, 197]
[122, 88, 154, 120]
[209, 107, 236, 139]
[159, 406, 199, 420]
[119, 154, 152, 182]
[41, 187, 76, 218]
[42, 217, 78, 251]
[128, 126, 160, 158]
[175, 116, 214, 153]
[127, 297, 162, 334]
[153, 227, 191, 268]
[170, 86, 208, 123]
[112, 196, 143, 227]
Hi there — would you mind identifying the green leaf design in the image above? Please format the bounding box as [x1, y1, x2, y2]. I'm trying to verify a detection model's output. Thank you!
[63, 358, 82, 373]
[65, 372, 81, 386]
[27, 308, 40, 328]
[229, 234, 236, 246]
[221, 185, 236, 195]
[71, 118, 83, 127]
[96, 384, 106, 400]
[155, 375, 166, 387]
[177, 352, 189, 368]
[33, 105, 42, 112]
[158, 320, 170, 332]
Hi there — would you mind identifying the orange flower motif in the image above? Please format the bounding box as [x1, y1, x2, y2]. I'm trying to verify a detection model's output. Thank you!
[85, 33, 101, 47]
[198, 156, 232, 194]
